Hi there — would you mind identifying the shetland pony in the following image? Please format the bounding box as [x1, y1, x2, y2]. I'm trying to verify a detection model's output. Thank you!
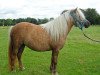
[8, 8, 90, 75]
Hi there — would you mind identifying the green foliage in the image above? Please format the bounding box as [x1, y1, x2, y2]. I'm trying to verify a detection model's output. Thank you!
[0, 26, 100, 75]
[14, 17, 38, 25]
[5, 19, 13, 26]
[0, 19, 5, 26]
[83, 8, 100, 25]
[37, 18, 49, 24]
[0, 17, 49, 26]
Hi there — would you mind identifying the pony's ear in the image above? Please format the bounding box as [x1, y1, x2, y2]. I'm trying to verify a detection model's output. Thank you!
[61, 10, 68, 15]
[73, 7, 78, 12]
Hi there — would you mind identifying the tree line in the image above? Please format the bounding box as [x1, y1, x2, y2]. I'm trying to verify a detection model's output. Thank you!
[0, 8, 100, 26]
[0, 17, 50, 26]
[82, 8, 100, 25]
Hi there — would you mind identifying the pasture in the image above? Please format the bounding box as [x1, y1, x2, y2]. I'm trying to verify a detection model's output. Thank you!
[0, 26, 100, 75]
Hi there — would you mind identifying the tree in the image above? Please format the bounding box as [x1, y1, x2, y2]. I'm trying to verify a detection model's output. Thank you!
[84, 8, 100, 25]
[37, 18, 49, 24]
[5, 19, 13, 26]
[0, 19, 4, 26]
[31, 18, 38, 24]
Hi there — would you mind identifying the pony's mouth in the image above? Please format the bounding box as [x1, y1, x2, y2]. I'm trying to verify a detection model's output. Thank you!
[84, 20, 90, 28]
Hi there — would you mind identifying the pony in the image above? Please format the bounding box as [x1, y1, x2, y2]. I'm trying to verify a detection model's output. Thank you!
[8, 8, 90, 75]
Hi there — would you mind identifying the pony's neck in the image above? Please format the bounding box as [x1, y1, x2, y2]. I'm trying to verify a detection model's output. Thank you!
[41, 11, 74, 42]
[62, 11, 74, 35]
[66, 14, 74, 34]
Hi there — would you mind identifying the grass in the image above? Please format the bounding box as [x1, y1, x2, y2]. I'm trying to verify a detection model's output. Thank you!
[0, 26, 100, 75]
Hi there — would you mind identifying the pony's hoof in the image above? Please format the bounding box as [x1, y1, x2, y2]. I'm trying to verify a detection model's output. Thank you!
[22, 67, 25, 70]
[11, 70, 16, 72]
[19, 67, 25, 71]
[52, 72, 59, 75]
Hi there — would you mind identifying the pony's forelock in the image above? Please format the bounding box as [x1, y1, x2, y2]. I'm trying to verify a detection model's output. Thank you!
[77, 8, 85, 19]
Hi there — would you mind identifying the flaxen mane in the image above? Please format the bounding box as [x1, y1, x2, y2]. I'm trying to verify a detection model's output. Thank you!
[41, 11, 71, 41]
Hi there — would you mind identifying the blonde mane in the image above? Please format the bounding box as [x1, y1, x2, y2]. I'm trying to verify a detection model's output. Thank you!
[41, 11, 71, 41]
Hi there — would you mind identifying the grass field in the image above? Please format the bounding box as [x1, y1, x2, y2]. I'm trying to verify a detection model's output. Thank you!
[0, 26, 100, 75]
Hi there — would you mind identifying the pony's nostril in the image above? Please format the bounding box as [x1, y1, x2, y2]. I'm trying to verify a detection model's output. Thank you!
[87, 20, 91, 25]
[88, 21, 91, 25]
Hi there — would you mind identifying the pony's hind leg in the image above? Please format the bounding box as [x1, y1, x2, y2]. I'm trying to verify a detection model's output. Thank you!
[17, 44, 25, 71]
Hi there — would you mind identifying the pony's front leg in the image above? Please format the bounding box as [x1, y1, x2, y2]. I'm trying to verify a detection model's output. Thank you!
[50, 49, 59, 75]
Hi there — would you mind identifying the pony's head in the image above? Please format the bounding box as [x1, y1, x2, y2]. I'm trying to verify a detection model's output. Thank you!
[70, 8, 90, 30]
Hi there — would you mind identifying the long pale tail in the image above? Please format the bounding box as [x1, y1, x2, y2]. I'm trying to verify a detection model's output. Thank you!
[8, 26, 16, 71]
[8, 34, 13, 71]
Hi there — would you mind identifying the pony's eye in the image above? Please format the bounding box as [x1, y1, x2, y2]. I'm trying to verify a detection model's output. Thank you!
[79, 15, 81, 18]
[79, 15, 83, 20]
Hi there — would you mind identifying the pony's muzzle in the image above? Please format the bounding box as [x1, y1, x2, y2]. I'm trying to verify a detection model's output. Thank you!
[84, 20, 90, 28]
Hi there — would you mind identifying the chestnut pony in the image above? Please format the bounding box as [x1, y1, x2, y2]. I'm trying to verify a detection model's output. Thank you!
[8, 8, 90, 75]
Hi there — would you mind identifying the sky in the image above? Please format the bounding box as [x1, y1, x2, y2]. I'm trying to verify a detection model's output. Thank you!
[0, 0, 100, 19]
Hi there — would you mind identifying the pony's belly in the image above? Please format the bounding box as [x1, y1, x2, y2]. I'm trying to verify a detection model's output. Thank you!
[27, 45, 51, 51]
[25, 41, 51, 51]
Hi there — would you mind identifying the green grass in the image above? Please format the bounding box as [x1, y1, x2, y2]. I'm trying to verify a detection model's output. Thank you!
[0, 26, 100, 75]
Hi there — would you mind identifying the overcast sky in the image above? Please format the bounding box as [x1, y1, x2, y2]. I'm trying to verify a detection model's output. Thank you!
[0, 0, 100, 19]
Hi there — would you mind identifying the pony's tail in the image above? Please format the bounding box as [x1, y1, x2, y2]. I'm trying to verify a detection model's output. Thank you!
[8, 34, 13, 71]
[8, 26, 16, 71]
